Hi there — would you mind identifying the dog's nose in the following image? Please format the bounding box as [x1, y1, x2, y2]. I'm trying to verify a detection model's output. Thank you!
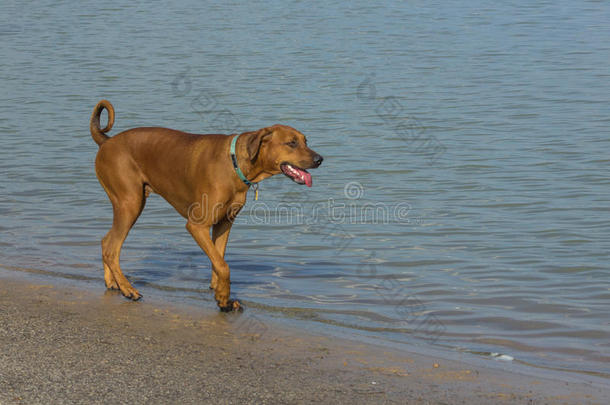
[313, 154, 323, 167]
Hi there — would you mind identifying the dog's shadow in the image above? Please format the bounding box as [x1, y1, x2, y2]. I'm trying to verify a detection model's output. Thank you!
[128, 243, 276, 294]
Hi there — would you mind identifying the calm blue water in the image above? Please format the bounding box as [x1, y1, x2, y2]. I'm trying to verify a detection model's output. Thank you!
[1, 0, 609, 377]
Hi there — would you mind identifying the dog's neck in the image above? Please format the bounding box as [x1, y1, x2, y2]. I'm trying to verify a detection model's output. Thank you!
[233, 135, 274, 185]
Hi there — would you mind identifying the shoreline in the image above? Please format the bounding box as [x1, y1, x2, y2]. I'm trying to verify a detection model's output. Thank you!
[0, 270, 608, 404]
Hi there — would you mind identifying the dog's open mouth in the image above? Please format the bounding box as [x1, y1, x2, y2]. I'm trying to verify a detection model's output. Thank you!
[280, 163, 312, 187]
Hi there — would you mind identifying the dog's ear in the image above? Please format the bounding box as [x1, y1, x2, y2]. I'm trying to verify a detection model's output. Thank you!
[247, 127, 273, 162]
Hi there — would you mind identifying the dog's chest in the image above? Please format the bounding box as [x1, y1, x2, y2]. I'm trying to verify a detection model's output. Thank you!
[224, 192, 247, 222]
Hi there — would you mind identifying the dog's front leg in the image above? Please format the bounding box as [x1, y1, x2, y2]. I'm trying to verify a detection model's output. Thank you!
[210, 217, 233, 290]
[186, 221, 240, 312]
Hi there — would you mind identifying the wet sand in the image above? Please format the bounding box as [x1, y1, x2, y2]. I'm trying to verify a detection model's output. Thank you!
[0, 274, 607, 404]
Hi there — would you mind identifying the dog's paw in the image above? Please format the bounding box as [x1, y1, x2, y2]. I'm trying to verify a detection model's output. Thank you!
[105, 281, 119, 290]
[218, 299, 243, 312]
[128, 292, 143, 301]
[120, 286, 142, 301]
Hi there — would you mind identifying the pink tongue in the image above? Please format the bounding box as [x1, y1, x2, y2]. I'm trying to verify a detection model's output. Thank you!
[294, 167, 312, 187]
[303, 171, 312, 187]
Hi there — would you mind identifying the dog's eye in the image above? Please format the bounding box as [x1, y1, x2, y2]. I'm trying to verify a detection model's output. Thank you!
[286, 140, 298, 148]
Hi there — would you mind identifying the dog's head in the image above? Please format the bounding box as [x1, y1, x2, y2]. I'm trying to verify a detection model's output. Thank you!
[247, 125, 323, 187]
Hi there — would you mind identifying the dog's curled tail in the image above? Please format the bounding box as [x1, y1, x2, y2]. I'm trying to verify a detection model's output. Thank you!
[90, 100, 115, 146]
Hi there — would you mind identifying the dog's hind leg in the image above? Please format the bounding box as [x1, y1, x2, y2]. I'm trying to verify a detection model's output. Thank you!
[101, 193, 145, 300]
[97, 157, 146, 300]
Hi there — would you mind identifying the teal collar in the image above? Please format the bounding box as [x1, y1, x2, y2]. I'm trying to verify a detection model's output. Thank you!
[230, 135, 255, 187]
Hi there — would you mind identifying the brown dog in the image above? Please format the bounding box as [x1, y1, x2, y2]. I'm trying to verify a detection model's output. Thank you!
[90, 100, 323, 311]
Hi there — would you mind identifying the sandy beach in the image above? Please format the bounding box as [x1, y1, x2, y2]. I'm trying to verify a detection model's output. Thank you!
[0, 273, 607, 404]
